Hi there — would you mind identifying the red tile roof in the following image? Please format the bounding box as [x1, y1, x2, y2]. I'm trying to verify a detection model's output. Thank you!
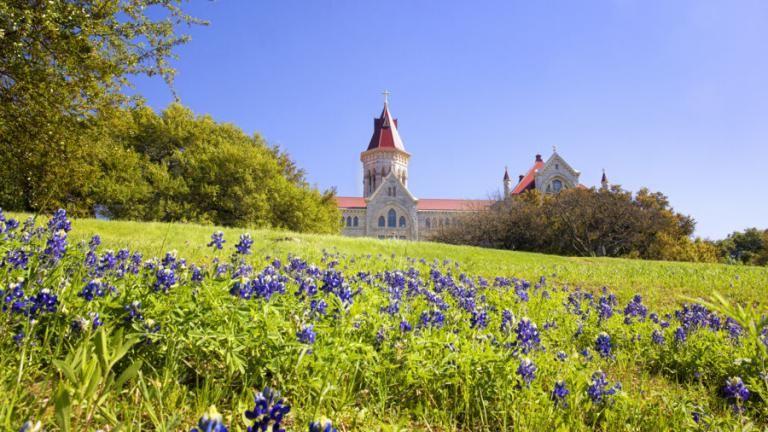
[510, 158, 545, 195]
[367, 103, 406, 151]
[335, 196, 366, 208]
[335, 196, 492, 211]
[417, 199, 493, 211]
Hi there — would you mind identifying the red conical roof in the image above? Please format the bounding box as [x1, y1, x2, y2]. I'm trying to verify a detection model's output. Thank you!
[367, 103, 405, 151]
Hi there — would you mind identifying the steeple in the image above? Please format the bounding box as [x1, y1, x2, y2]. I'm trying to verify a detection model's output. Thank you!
[601, 169, 609, 189]
[503, 166, 511, 196]
[361, 94, 411, 197]
[367, 98, 405, 151]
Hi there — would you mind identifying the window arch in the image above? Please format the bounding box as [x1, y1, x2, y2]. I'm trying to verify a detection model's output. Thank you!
[378, 216, 385, 227]
[399, 216, 406, 227]
[353, 216, 359, 227]
[552, 179, 563, 193]
[346, 216, 352, 227]
[387, 209, 397, 227]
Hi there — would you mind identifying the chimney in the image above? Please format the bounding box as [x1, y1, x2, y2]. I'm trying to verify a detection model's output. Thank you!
[518, 175, 524, 182]
[535, 154, 543, 162]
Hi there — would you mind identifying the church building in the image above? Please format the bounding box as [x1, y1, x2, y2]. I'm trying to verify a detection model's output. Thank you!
[336, 97, 599, 240]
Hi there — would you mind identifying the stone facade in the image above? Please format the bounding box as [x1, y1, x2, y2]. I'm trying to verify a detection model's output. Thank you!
[336, 100, 592, 241]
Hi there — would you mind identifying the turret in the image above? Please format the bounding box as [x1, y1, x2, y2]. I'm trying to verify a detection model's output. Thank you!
[503, 166, 511, 196]
[361, 93, 410, 197]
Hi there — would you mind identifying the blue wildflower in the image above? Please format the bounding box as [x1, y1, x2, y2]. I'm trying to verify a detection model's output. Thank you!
[244, 387, 291, 432]
[309, 418, 338, 432]
[208, 231, 226, 250]
[297, 324, 316, 344]
[470, 308, 489, 329]
[623, 294, 648, 324]
[587, 370, 621, 404]
[154, 268, 177, 292]
[517, 358, 537, 386]
[29, 288, 58, 317]
[43, 230, 67, 262]
[125, 301, 144, 322]
[79, 279, 107, 301]
[47, 209, 71, 232]
[191, 406, 228, 432]
[551, 380, 570, 406]
[674, 326, 686, 344]
[235, 233, 253, 255]
[400, 320, 412, 333]
[310, 299, 328, 316]
[651, 329, 665, 345]
[515, 317, 541, 354]
[721, 377, 749, 412]
[595, 332, 613, 358]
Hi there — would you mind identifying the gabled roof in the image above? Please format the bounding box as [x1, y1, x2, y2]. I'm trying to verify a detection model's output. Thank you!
[366, 103, 406, 151]
[510, 155, 545, 195]
[417, 199, 493, 211]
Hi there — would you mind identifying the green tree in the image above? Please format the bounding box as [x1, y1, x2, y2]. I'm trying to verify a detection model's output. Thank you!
[0, 0, 202, 214]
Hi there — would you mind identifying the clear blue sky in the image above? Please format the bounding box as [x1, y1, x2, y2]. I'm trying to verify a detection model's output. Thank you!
[132, 0, 768, 239]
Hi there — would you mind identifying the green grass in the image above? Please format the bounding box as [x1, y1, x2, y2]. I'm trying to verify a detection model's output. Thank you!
[2, 213, 767, 431]
[59, 215, 768, 309]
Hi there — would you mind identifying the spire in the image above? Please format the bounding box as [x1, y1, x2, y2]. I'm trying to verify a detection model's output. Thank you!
[503, 166, 511, 196]
[503, 166, 510, 181]
[366, 96, 405, 151]
[601, 169, 609, 189]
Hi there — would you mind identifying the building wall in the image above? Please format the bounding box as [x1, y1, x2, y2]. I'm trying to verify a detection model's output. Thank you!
[340, 207, 469, 240]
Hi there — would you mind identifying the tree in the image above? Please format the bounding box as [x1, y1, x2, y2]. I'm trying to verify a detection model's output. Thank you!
[0, 0, 203, 213]
[717, 228, 768, 265]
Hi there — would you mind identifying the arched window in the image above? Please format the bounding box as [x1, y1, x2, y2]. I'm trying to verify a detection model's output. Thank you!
[346, 216, 352, 227]
[353, 216, 359, 227]
[399, 216, 406, 227]
[425, 219, 431, 229]
[387, 209, 397, 227]
[378, 216, 385, 227]
[552, 179, 563, 193]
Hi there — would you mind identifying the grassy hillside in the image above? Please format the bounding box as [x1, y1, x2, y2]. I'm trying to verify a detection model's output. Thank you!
[2, 212, 767, 431]
[57, 216, 768, 309]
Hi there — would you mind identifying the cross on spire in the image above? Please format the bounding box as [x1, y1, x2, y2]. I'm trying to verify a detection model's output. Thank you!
[382, 90, 391, 105]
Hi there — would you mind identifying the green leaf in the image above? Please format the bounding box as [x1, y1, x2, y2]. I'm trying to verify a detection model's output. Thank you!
[115, 360, 143, 388]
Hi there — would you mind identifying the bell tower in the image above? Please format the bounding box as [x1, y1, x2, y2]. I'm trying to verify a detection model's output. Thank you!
[361, 91, 410, 197]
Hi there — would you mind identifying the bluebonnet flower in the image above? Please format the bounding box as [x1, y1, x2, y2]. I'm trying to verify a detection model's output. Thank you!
[470, 308, 489, 329]
[207, 231, 226, 250]
[89, 235, 101, 249]
[556, 350, 568, 361]
[43, 230, 68, 262]
[724, 318, 742, 342]
[674, 326, 687, 344]
[514, 281, 529, 302]
[692, 411, 702, 424]
[580, 348, 593, 361]
[381, 301, 400, 316]
[595, 332, 613, 358]
[587, 370, 621, 404]
[125, 301, 144, 322]
[500, 310, 515, 332]
[310, 299, 328, 317]
[29, 288, 58, 317]
[191, 406, 228, 432]
[309, 418, 338, 432]
[235, 233, 254, 255]
[517, 358, 537, 386]
[515, 317, 541, 354]
[154, 268, 177, 292]
[597, 294, 615, 323]
[79, 279, 107, 301]
[623, 294, 648, 324]
[72, 312, 103, 332]
[244, 387, 291, 432]
[47, 209, 71, 232]
[230, 278, 253, 299]
[191, 265, 204, 283]
[651, 329, 665, 345]
[4, 249, 29, 270]
[400, 320, 412, 333]
[551, 380, 570, 406]
[721, 377, 749, 412]
[297, 324, 316, 344]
